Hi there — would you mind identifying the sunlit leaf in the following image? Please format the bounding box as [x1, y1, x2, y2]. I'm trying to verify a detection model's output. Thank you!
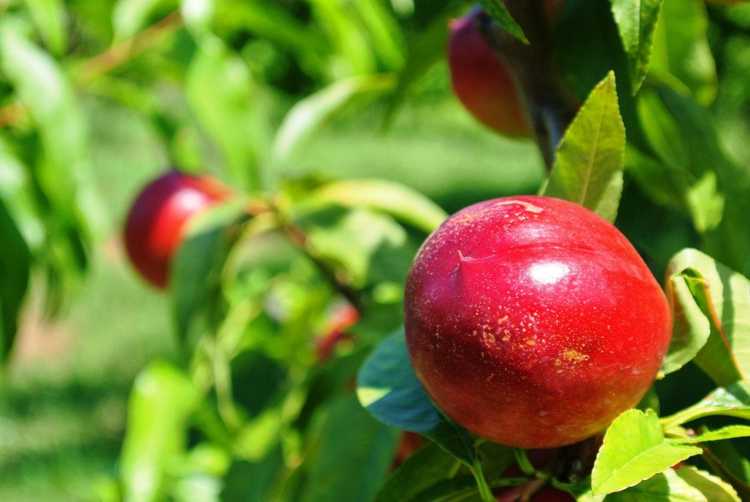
[609, 0, 664, 93]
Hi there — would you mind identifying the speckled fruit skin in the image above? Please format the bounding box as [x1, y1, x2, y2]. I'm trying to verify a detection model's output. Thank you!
[448, 10, 531, 138]
[124, 170, 230, 289]
[404, 196, 672, 448]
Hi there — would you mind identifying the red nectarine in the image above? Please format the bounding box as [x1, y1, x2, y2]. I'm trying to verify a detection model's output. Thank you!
[448, 9, 531, 137]
[124, 170, 230, 289]
[405, 196, 671, 448]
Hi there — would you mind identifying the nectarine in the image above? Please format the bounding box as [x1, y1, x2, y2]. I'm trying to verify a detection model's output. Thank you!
[405, 196, 671, 448]
[124, 170, 230, 289]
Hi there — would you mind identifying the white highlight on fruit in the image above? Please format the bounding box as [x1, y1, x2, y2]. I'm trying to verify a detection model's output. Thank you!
[529, 261, 570, 285]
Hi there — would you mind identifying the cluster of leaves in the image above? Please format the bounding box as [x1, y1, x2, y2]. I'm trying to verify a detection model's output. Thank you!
[3, 0, 750, 501]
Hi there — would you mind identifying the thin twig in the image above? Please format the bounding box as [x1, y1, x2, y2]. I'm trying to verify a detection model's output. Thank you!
[0, 11, 184, 128]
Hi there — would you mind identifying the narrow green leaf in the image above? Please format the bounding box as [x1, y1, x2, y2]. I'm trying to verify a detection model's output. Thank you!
[0, 198, 30, 363]
[609, 0, 664, 93]
[676, 466, 740, 502]
[272, 75, 395, 162]
[354, 0, 405, 70]
[120, 361, 200, 502]
[650, 0, 717, 105]
[591, 409, 702, 495]
[23, 0, 66, 54]
[605, 469, 707, 501]
[664, 248, 750, 386]
[298, 179, 447, 234]
[309, 0, 377, 76]
[543, 71, 626, 222]
[678, 425, 750, 444]
[661, 381, 750, 429]
[478, 0, 528, 44]
[186, 36, 268, 189]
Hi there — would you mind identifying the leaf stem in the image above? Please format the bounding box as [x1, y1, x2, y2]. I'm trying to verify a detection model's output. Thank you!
[471, 458, 496, 502]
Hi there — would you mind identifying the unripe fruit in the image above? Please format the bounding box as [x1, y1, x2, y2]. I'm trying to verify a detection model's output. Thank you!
[405, 196, 671, 448]
[124, 170, 230, 288]
[448, 10, 531, 137]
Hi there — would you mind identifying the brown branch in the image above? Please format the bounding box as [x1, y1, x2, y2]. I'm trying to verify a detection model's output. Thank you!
[77, 11, 183, 83]
[0, 11, 184, 128]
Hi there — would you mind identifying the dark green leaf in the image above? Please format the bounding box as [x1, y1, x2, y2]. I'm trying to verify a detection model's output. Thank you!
[0, 198, 30, 363]
[609, 0, 664, 93]
[357, 329, 442, 433]
[375, 442, 459, 502]
[543, 71, 625, 222]
[478, 0, 528, 44]
[300, 396, 400, 502]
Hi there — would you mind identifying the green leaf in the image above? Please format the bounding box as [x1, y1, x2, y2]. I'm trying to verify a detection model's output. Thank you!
[0, 198, 30, 363]
[659, 269, 711, 377]
[675, 466, 740, 502]
[650, 0, 717, 105]
[661, 381, 750, 429]
[298, 179, 447, 233]
[605, 469, 707, 501]
[300, 396, 400, 502]
[23, 0, 67, 54]
[664, 248, 750, 386]
[0, 21, 100, 235]
[478, 0, 528, 44]
[703, 441, 750, 500]
[543, 71, 626, 222]
[609, 0, 664, 93]
[120, 361, 200, 502]
[678, 425, 750, 444]
[382, 2, 463, 126]
[354, 0, 405, 70]
[186, 36, 268, 189]
[171, 201, 247, 352]
[309, 0, 377, 76]
[375, 442, 459, 502]
[113, 0, 176, 40]
[357, 329, 442, 433]
[591, 409, 702, 495]
[272, 75, 395, 162]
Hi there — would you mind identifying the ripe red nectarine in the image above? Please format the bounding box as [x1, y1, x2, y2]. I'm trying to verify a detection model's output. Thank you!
[405, 196, 671, 448]
[124, 170, 230, 289]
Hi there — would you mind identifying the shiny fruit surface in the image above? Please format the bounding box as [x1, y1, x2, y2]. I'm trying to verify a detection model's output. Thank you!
[124, 170, 230, 288]
[405, 196, 671, 448]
